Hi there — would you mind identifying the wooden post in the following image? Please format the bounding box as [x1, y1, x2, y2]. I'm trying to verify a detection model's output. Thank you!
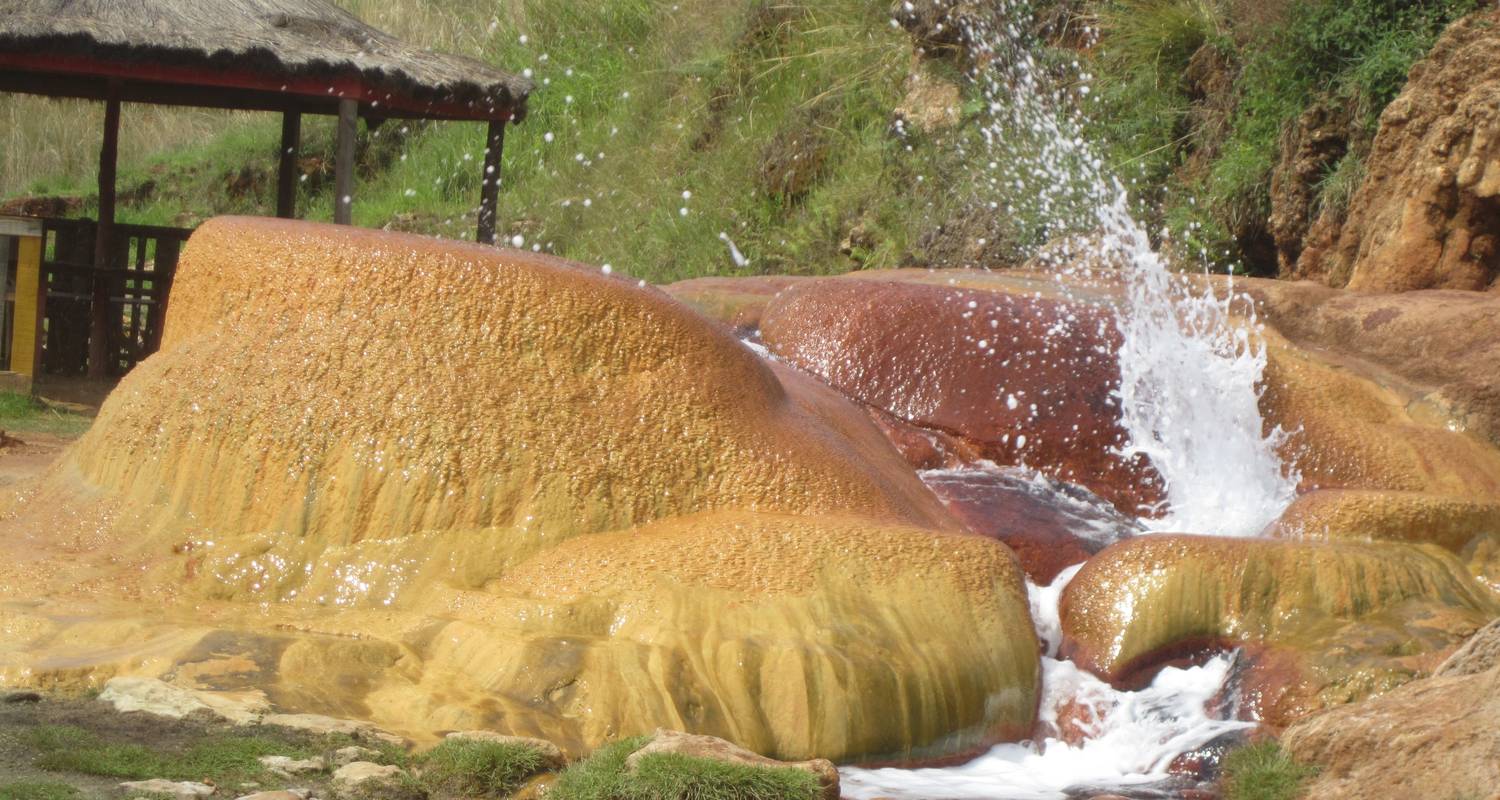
[476, 120, 506, 245]
[276, 110, 302, 219]
[88, 91, 121, 380]
[334, 98, 358, 225]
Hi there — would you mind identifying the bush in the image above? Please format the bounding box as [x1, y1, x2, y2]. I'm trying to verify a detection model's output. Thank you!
[549, 738, 823, 800]
[1221, 741, 1317, 800]
[416, 738, 550, 798]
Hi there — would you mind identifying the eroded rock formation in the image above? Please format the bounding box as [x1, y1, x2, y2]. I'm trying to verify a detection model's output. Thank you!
[0, 218, 1039, 763]
[1306, 8, 1500, 291]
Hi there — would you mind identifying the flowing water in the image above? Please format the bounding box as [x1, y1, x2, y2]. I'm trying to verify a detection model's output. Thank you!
[835, 1, 1301, 796]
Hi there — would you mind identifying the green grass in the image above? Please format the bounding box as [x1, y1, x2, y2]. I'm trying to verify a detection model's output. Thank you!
[24, 724, 318, 785]
[1221, 741, 1317, 800]
[416, 738, 550, 797]
[0, 781, 80, 800]
[549, 737, 823, 800]
[0, 392, 93, 437]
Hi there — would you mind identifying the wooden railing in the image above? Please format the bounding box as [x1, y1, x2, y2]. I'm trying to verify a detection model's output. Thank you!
[39, 218, 191, 378]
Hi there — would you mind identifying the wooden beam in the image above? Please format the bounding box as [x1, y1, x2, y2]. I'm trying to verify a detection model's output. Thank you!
[334, 98, 358, 226]
[88, 90, 121, 380]
[276, 111, 302, 219]
[476, 120, 507, 245]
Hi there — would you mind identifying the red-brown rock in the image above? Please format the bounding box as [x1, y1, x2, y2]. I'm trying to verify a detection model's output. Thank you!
[760, 278, 1164, 514]
[922, 466, 1139, 583]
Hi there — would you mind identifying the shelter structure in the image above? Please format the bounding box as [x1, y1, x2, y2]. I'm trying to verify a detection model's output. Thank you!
[0, 0, 532, 383]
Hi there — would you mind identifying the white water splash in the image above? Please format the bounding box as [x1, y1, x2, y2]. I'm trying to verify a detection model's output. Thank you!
[842, 568, 1253, 800]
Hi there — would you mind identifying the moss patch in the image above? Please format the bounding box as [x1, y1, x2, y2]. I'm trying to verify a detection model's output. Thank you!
[416, 738, 550, 798]
[1221, 741, 1317, 800]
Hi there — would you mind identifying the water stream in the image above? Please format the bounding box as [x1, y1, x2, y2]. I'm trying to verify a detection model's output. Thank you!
[835, 1, 1300, 796]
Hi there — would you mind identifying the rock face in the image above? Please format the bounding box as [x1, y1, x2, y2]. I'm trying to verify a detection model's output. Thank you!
[1059, 534, 1498, 723]
[1283, 651, 1500, 800]
[1308, 9, 1500, 291]
[759, 277, 1163, 514]
[0, 218, 1039, 764]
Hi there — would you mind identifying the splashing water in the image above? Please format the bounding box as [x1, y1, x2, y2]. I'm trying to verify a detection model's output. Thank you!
[838, 1, 1301, 796]
[842, 568, 1254, 799]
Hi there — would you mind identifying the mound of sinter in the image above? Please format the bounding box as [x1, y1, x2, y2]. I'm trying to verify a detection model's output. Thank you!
[0, 218, 1037, 763]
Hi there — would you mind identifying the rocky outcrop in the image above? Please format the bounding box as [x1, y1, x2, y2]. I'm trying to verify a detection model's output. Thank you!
[1059, 534, 1498, 724]
[1249, 279, 1500, 447]
[1283, 641, 1500, 800]
[759, 276, 1164, 514]
[1309, 9, 1500, 292]
[0, 218, 1039, 764]
[1267, 100, 1354, 278]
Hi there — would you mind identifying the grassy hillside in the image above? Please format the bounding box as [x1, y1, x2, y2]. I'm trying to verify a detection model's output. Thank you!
[0, 0, 1486, 281]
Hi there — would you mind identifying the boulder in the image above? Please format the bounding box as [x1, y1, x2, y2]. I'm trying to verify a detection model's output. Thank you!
[1059, 534, 1498, 723]
[759, 276, 1163, 514]
[1309, 8, 1500, 292]
[0, 219, 1036, 764]
[1435, 617, 1500, 677]
[99, 676, 267, 725]
[1283, 659, 1500, 800]
[624, 728, 839, 800]
[331, 762, 416, 800]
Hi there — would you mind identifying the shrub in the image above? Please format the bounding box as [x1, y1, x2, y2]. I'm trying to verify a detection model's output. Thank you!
[416, 738, 550, 798]
[1221, 740, 1317, 800]
[549, 737, 823, 800]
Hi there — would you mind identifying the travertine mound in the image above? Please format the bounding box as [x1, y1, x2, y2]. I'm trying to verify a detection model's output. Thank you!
[1058, 534, 1498, 722]
[0, 218, 1040, 763]
[760, 277, 1163, 514]
[1309, 8, 1500, 291]
[1283, 657, 1500, 800]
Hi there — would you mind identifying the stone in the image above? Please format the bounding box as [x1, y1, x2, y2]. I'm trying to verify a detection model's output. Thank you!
[0, 219, 1037, 764]
[759, 276, 1164, 514]
[332, 745, 382, 766]
[1283, 661, 1500, 800]
[1059, 534, 1498, 723]
[258, 754, 325, 776]
[119, 779, 215, 799]
[99, 676, 268, 725]
[624, 728, 840, 800]
[262, 714, 403, 747]
[445, 730, 565, 769]
[1309, 8, 1500, 291]
[331, 762, 415, 800]
[235, 793, 307, 800]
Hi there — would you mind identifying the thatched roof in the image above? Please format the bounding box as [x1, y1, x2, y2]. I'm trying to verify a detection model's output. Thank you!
[0, 0, 532, 122]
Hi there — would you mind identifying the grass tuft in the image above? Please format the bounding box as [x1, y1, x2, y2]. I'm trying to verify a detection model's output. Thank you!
[1221, 741, 1317, 800]
[24, 724, 318, 785]
[416, 738, 549, 798]
[0, 781, 81, 800]
[549, 737, 822, 800]
[0, 392, 93, 437]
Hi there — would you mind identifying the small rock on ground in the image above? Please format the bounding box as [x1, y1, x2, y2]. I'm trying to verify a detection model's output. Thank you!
[625, 728, 840, 800]
[235, 792, 309, 800]
[259, 754, 326, 776]
[332, 761, 416, 800]
[120, 779, 216, 799]
[99, 676, 267, 725]
[263, 713, 403, 746]
[332, 745, 382, 766]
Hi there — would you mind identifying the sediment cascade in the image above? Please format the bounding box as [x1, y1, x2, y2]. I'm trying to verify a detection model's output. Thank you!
[0, 217, 1039, 763]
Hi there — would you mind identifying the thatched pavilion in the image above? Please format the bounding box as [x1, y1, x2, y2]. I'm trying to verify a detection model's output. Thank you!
[0, 0, 532, 382]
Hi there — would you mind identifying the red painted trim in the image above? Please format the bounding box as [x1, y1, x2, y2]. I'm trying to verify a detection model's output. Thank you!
[0, 52, 516, 121]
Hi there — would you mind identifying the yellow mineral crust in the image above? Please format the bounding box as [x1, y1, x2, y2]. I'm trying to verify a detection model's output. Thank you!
[0, 218, 1038, 763]
[1059, 534, 1499, 686]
